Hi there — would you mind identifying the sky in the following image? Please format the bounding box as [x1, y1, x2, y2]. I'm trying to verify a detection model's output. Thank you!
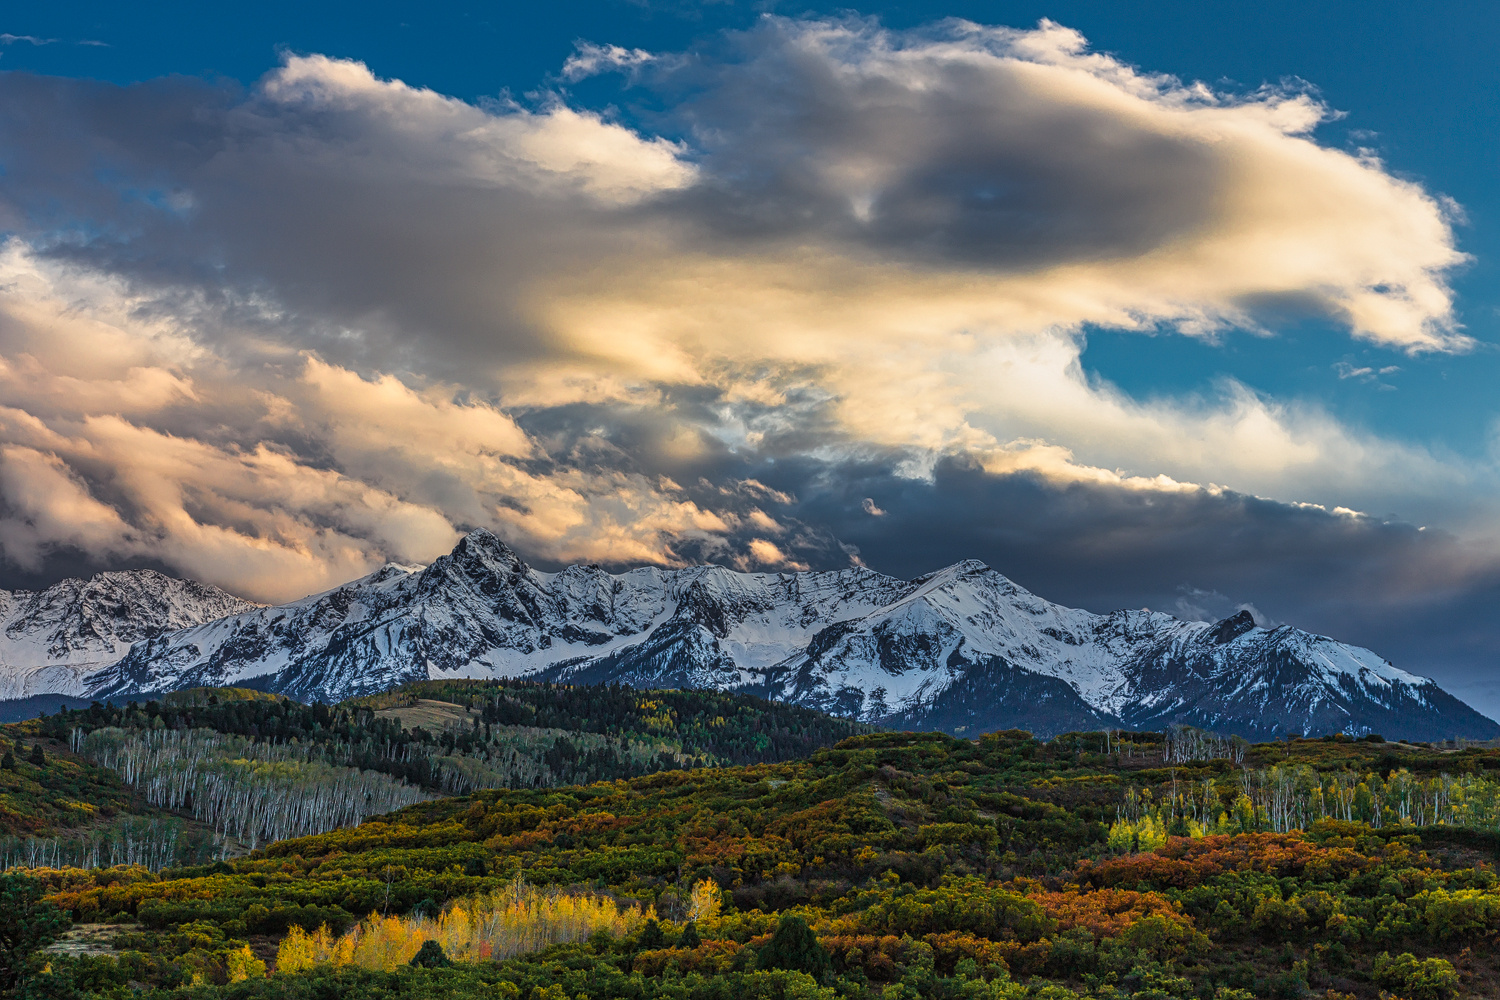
[0, 2, 1498, 714]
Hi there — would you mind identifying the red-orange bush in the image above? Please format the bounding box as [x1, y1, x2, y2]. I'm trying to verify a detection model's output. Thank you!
[1079, 833, 1372, 889]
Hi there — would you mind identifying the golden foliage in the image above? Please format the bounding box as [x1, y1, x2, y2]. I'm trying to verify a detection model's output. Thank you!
[633, 940, 743, 976]
[226, 945, 268, 982]
[275, 879, 649, 973]
[687, 879, 723, 926]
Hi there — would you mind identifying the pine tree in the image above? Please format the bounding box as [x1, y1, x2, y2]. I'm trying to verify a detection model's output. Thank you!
[409, 940, 450, 968]
[757, 914, 830, 977]
[1, 872, 72, 993]
[28, 743, 45, 767]
[0, 751, 12, 771]
[678, 921, 701, 949]
[638, 919, 666, 949]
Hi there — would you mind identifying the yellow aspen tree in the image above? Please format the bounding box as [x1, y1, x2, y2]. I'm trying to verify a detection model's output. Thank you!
[688, 880, 723, 928]
[227, 945, 268, 982]
[275, 926, 315, 974]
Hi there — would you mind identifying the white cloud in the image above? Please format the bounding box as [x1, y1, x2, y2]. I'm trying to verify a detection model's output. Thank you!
[0, 20, 1491, 602]
[1173, 586, 1278, 628]
[257, 54, 696, 205]
[0, 246, 758, 599]
[562, 42, 659, 82]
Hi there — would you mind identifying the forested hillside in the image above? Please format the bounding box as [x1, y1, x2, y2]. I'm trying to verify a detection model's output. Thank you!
[3, 682, 872, 871]
[0, 725, 228, 871]
[10, 726, 1500, 999]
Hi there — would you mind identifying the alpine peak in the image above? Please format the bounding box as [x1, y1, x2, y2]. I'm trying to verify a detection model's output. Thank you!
[2, 535, 1491, 742]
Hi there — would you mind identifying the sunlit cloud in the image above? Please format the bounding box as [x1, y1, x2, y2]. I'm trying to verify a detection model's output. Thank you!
[0, 15, 1490, 615]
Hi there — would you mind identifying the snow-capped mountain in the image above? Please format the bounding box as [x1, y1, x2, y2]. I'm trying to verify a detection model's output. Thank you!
[1106, 609, 1489, 740]
[0, 571, 257, 700]
[90, 531, 912, 701]
[75, 530, 1500, 741]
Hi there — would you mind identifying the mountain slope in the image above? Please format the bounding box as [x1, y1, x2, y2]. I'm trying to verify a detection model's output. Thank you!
[79, 530, 1500, 740]
[91, 533, 912, 700]
[0, 571, 257, 700]
[1111, 610, 1495, 741]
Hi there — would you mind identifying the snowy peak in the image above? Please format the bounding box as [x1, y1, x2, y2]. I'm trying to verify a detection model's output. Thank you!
[911, 558, 998, 588]
[3, 534, 1492, 742]
[1208, 610, 1258, 645]
[419, 529, 537, 601]
[445, 528, 531, 579]
[3, 570, 252, 652]
[1112, 610, 1467, 739]
[0, 570, 257, 699]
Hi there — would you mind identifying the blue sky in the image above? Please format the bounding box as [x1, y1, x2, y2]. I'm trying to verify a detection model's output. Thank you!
[0, 2, 1497, 715]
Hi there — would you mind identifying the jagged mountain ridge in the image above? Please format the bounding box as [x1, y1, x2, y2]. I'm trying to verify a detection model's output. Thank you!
[0, 571, 258, 700]
[91, 533, 912, 701]
[72, 530, 1499, 740]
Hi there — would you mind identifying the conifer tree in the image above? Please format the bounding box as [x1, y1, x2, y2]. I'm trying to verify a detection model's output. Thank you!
[409, 940, 451, 968]
[638, 919, 666, 949]
[0, 872, 71, 994]
[757, 914, 830, 977]
[28, 743, 44, 767]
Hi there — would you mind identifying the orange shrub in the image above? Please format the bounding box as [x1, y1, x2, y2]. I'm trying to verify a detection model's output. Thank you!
[1029, 887, 1186, 940]
[921, 931, 1014, 971]
[632, 940, 744, 976]
[821, 934, 915, 980]
[682, 834, 797, 877]
[1079, 833, 1373, 889]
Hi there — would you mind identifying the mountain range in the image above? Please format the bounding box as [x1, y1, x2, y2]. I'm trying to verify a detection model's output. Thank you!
[2, 529, 1494, 740]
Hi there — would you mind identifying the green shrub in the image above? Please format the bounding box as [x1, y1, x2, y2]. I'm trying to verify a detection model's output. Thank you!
[1372, 952, 1459, 1000]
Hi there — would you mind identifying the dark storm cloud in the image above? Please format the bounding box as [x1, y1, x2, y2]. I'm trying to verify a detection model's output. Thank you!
[796, 456, 1441, 610]
[645, 17, 1223, 266]
[502, 399, 1493, 667]
[750, 453, 1500, 708]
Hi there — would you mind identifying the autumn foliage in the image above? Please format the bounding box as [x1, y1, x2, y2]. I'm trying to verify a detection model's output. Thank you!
[277, 878, 651, 971]
[15, 714, 1500, 1000]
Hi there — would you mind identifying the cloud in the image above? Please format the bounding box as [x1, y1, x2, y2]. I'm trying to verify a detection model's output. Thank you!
[1172, 586, 1278, 628]
[744, 537, 808, 571]
[0, 445, 135, 564]
[1331, 360, 1404, 394]
[562, 42, 660, 81]
[0, 245, 768, 600]
[0, 15, 1491, 646]
[612, 17, 1467, 350]
[258, 54, 697, 205]
[763, 450, 1500, 716]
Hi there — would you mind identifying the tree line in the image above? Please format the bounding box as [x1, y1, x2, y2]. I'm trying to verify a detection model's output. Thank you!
[36, 681, 873, 797]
